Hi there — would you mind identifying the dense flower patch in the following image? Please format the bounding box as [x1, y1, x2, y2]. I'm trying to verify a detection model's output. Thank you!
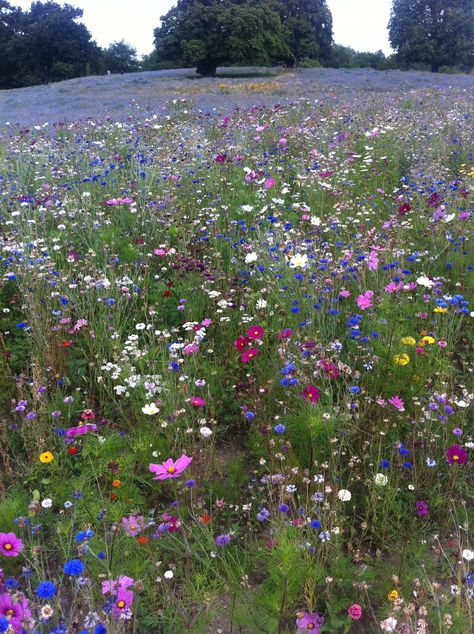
[0, 69, 472, 633]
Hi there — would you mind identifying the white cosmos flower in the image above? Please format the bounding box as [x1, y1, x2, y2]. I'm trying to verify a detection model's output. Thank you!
[380, 617, 398, 632]
[142, 403, 160, 415]
[41, 498, 53, 508]
[462, 549, 474, 561]
[338, 489, 352, 502]
[244, 252, 258, 264]
[374, 473, 388, 486]
[416, 275, 434, 288]
[200, 426, 212, 438]
[289, 253, 308, 268]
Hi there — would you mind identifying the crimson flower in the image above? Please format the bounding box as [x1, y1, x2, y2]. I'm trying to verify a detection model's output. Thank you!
[241, 348, 258, 363]
[302, 384, 320, 403]
[233, 335, 249, 350]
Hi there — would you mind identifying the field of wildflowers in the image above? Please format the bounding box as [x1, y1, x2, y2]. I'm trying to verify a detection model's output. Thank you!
[0, 68, 473, 633]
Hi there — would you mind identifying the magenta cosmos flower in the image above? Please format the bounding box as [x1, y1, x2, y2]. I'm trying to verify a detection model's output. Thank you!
[0, 532, 24, 557]
[446, 444, 468, 465]
[189, 396, 205, 407]
[296, 611, 325, 632]
[247, 325, 264, 340]
[0, 592, 31, 632]
[241, 348, 258, 363]
[302, 385, 320, 403]
[65, 422, 97, 438]
[102, 575, 134, 595]
[112, 587, 134, 617]
[149, 454, 193, 480]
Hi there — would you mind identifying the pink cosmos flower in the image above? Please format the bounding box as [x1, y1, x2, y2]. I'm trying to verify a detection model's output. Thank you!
[183, 343, 199, 356]
[65, 422, 97, 438]
[189, 396, 205, 407]
[302, 385, 320, 403]
[264, 178, 276, 189]
[296, 611, 325, 632]
[149, 454, 193, 480]
[348, 604, 362, 620]
[357, 290, 374, 311]
[122, 515, 145, 537]
[384, 281, 403, 294]
[241, 348, 258, 362]
[0, 532, 24, 557]
[367, 251, 379, 271]
[102, 575, 134, 595]
[247, 325, 264, 340]
[201, 318, 213, 327]
[0, 593, 31, 633]
[339, 289, 350, 298]
[113, 587, 134, 617]
[277, 328, 293, 339]
[105, 197, 133, 205]
[153, 248, 169, 256]
[388, 396, 405, 411]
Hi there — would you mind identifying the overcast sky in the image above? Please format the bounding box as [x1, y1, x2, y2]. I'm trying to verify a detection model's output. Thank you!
[15, 0, 394, 57]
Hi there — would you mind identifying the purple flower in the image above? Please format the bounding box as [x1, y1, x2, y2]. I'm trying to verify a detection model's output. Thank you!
[215, 534, 231, 547]
[257, 508, 270, 522]
[446, 444, 468, 465]
[416, 501, 429, 516]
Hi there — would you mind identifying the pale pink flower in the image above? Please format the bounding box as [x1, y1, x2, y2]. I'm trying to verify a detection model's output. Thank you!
[356, 290, 374, 311]
[149, 454, 193, 480]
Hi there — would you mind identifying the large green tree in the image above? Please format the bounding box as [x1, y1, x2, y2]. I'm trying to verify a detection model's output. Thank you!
[272, 0, 333, 64]
[153, 0, 293, 76]
[4, 1, 100, 86]
[388, 0, 474, 72]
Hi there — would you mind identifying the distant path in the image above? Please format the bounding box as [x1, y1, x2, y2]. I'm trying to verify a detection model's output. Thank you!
[0, 67, 473, 126]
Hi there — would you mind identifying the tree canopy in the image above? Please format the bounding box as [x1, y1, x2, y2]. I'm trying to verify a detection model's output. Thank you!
[0, 0, 100, 87]
[152, 0, 333, 75]
[103, 40, 140, 74]
[389, 0, 474, 72]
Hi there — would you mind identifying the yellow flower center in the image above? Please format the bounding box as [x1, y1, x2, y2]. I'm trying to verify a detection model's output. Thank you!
[308, 625, 315, 630]
[117, 600, 126, 609]
[167, 466, 176, 474]
[4, 543, 12, 550]
[7, 609, 14, 616]
[453, 455, 459, 461]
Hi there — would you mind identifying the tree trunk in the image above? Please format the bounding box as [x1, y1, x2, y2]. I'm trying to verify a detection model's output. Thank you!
[196, 59, 218, 77]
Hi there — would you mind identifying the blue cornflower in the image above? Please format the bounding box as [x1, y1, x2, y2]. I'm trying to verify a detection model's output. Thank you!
[185, 479, 197, 488]
[380, 460, 390, 469]
[310, 519, 321, 529]
[257, 508, 270, 522]
[349, 386, 360, 394]
[5, 578, 19, 589]
[274, 424, 286, 434]
[0, 618, 10, 633]
[36, 581, 57, 598]
[97, 552, 106, 560]
[278, 504, 289, 513]
[76, 529, 94, 543]
[63, 559, 85, 576]
[94, 625, 107, 634]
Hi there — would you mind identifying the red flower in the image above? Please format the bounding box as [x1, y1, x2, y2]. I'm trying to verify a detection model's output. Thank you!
[68, 447, 78, 456]
[302, 384, 320, 403]
[137, 536, 149, 545]
[398, 202, 411, 215]
[241, 348, 258, 363]
[233, 335, 249, 351]
[277, 328, 293, 339]
[62, 340, 72, 347]
[198, 513, 211, 524]
[247, 325, 264, 340]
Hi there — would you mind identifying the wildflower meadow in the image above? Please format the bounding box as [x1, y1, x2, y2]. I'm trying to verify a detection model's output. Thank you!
[0, 68, 473, 633]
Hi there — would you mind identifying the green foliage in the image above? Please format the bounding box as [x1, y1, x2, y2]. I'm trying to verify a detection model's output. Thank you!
[389, 0, 474, 72]
[102, 40, 140, 74]
[0, 0, 100, 87]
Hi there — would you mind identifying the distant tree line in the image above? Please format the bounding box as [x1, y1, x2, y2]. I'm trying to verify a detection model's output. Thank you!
[0, 0, 472, 89]
[0, 0, 139, 88]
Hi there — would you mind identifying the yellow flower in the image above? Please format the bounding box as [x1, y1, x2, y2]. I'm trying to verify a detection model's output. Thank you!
[388, 589, 400, 602]
[434, 307, 447, 313]
[393, 353, 410, 366]
[401, 336, 416, 346]
[419, 336, 435, 346]
[39, 451, 54, 464]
